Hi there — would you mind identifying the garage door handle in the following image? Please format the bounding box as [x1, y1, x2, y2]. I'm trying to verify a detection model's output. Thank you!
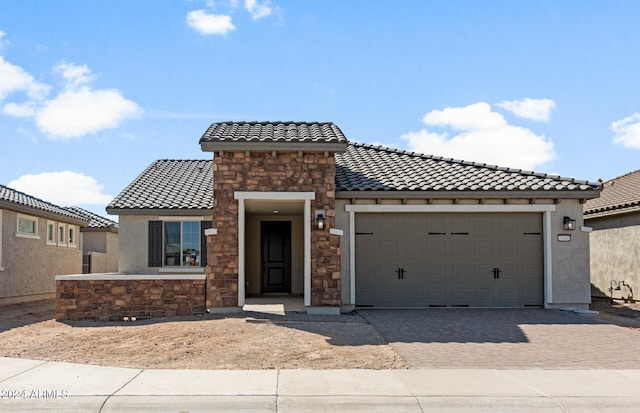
[492, 267, 502, 279]
[396, 268, 405, 280]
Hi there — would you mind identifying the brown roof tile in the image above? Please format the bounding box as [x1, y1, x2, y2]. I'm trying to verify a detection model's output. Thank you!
[584, 169, 640, 216]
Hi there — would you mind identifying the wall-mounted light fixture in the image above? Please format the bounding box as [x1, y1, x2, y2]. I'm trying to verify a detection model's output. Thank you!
[563, 216, 576, 231]
[315, 210, 326, 230]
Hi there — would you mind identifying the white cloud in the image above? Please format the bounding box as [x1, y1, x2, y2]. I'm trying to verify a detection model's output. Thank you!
[402, 102, 556, 171]
[187, 10, 235, 35]
[611, 113, 640, 149]
[54, 62, 94, 89]
[0, 56, 51, 101]
[245, 0, 272, 20]
[0, 30, 8, 49]
[36, 87, 141, 139]
[496, 98, 556, 122]
[1, 59, 141, 140]
[1, 101, 36, 117]
[8, 171, 113, 206]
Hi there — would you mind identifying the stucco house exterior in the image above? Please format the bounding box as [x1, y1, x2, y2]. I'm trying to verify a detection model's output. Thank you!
[1, 185, 88, 305]
[98, 121, 600, 316]
[64, 207, 119, 274]
[584, 169, 640, 301]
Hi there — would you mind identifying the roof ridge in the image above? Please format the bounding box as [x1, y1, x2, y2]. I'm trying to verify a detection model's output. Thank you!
[213, 121, 335, 126]
[601, 168, 640, 184]
[348, 142, 598, 186]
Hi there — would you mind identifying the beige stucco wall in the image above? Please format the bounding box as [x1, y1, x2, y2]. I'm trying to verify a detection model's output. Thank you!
[335, 197, 592, 309]
[586, 211, 640, 300]
[117, 214, 154, 274]
[245, 215, 304, 295]
[117, 214, 209, 275]
[88, 251, 108, 273]
[548, 200, 591, 307]
[0, 209, 82, 305]
[83, 231, 119, 273]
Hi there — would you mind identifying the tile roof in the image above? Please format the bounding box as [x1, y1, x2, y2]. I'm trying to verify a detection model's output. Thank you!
[107, 145, 600, 213]
[335, 143, 600, 192]
[0, 184, 87, 222]
[106, 160, 213, 212]
[584, 169, 640, 216]
[199, 121, 348, 144]
[63, 206, 119, 230]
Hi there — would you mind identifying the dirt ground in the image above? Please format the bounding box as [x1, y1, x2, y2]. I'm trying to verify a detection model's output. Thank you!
[0, 300, 406, 370]
[1, 299, 638, 370]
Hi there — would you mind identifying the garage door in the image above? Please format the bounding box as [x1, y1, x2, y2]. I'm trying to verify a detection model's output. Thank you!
[355, 213, 543, 307]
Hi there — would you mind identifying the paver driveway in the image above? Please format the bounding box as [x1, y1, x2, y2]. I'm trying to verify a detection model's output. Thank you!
[358, 308, 640, 369]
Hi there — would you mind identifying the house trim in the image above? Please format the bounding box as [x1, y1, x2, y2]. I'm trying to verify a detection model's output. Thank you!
[344, 203, 557, 307]
[234, 191, 315, 307]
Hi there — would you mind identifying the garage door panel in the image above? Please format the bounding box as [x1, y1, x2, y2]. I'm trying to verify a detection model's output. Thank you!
[355, 213, 543, 308]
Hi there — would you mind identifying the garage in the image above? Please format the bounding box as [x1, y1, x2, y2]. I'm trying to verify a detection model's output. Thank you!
[355, 213, 544, 308]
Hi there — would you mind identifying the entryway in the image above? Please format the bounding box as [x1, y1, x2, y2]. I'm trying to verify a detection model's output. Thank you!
[243, 295, 305, 316]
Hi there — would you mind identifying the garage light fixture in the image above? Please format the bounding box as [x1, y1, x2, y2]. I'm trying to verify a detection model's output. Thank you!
[563, 216, 576, 231]
[315, 210, 326, 230]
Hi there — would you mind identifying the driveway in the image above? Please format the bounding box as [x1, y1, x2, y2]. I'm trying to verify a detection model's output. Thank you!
[358, 308, 640, 369]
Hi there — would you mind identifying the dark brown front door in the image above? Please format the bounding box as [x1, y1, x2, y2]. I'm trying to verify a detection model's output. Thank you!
[261, 221, 292, 293]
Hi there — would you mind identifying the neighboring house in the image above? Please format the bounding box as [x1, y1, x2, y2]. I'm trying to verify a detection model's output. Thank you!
[584, 169, 640, 301]
[106, 121, 600, 314]
[0, 185, 88, 305]
[64, 207, 119, 274]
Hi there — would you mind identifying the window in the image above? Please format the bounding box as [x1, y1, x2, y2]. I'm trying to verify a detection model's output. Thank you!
[16, 214, 39, 239]
[68, 226, 76, 247]
[47, 221, 56, 245]
[148, 219, 211, 268]
[164, 221, 200, 266]
[58, 223, 66, 246]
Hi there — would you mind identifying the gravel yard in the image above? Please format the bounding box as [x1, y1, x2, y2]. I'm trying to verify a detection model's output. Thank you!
[0, 298, 637, 370]
[0, 300, 405, 370]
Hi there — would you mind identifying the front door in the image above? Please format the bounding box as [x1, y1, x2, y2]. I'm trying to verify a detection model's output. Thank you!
[261, 221, 292, 293]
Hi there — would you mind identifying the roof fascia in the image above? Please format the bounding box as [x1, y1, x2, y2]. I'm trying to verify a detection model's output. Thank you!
[0, 200, 89, 226]
[200, 141, 348, 153]
[584, 204, 640, 219]
[336, 190, 601, 200]
[106, 208, 213, 216]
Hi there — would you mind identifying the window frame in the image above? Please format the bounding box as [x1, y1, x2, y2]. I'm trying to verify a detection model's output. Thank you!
[67, 225, 77, 247]
[148, 217, 210, 269]
[163, 221, 201, 267]
[16, 213, 40, 239]
[46, 220, 57, 245]
[57, 222, 67, 246]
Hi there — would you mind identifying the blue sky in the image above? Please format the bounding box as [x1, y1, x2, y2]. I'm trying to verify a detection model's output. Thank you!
[1, 1, 640, 219]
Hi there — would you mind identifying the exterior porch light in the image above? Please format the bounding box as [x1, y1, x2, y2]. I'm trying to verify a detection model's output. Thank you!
[563, 216, 576, 231]
[315, 212, 326, 230]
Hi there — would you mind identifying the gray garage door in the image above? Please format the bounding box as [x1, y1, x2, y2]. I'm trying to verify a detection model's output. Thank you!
[355, 213, 543, 307]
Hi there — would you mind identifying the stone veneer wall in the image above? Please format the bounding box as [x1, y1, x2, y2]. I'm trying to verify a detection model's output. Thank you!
[208, 151, 341, 308]
[55, 277, 206, 321]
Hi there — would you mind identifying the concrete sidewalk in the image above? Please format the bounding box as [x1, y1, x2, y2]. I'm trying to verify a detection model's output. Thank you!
[1, 357, 639, 412]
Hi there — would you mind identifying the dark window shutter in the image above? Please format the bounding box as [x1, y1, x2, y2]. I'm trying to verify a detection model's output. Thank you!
[200, 221, 213, 267]
[148, 220, 163, 267]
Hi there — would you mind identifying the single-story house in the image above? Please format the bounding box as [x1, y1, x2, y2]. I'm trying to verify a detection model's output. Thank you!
[64, 207, 119, 274]
[0, 184, 88, 305]
[584, 169, 640, 301]
[98, 121, 600, 316]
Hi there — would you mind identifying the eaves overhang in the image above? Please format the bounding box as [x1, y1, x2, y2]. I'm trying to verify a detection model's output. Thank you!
[106, 207, 213, 216]
[336, 189, 601, 201]
[200, 141, 349, 153]
[0, 200, 89, 226]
